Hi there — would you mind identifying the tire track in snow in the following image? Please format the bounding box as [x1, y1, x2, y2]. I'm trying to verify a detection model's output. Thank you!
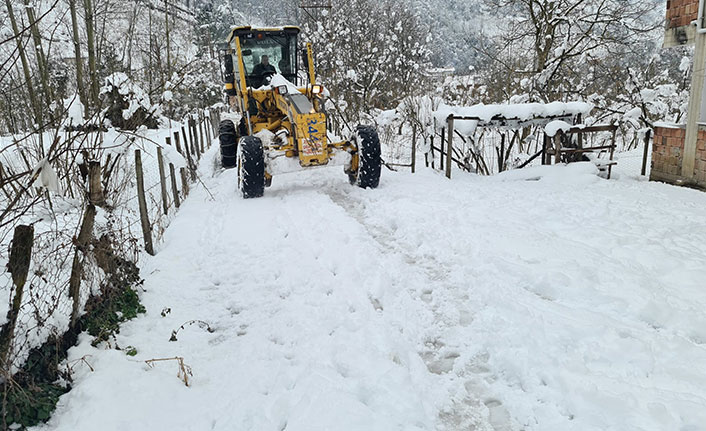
[322, 186, 508, 431]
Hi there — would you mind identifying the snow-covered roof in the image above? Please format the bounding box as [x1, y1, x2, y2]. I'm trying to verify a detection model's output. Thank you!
[433, 102, 593, 135]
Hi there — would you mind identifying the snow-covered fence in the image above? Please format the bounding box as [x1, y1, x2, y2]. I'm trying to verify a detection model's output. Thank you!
[429, 102, 593, 177]
[0, 108, 219, 378]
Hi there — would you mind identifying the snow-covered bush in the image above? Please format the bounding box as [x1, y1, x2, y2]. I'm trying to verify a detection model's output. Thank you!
[101, 73, 160, 130]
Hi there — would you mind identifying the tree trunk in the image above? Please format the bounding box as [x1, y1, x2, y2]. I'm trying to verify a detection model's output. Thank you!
[5, 0, 42, 126]
[83, 0, 100, 108]
[69, 0, 88, 117]
[24, 0, 53, 107]
[165, 0, 171, 81]
[0, 225, 34, 366]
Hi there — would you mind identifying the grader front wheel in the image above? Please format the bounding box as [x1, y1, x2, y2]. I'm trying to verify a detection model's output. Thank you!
[348, 125, 381, 189]
[237, 136, 266, 198]
[219, 120, 238, 169]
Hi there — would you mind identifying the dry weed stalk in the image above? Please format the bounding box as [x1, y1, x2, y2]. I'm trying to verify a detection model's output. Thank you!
[144, 356, 192, 387]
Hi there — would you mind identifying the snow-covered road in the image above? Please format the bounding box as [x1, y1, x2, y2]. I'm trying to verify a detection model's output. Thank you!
[37, 146, 706, 431]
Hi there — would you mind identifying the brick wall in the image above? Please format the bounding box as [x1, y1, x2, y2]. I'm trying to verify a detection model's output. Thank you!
[666, 0, 699, 28]
[696, 132, 706, 183]
[652, 126, 685, 177]
[651, 125, 706, 187]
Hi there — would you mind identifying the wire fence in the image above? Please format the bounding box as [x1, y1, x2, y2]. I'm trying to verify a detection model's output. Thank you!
[0, 107, 221, 379]
[377, 115, 651, 179]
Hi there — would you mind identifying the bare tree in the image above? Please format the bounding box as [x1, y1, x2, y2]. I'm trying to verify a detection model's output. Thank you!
[4, 0, 41, 125]
[476, 0, 662, 102]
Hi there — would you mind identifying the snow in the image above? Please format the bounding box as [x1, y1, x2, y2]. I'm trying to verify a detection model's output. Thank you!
[32, 147, 706, 431]
[623, 107, 642, 120]
[260, 73, 302, 94]
[101, 72, 155, 121]
[653, 121, 683, 129]
[544, 120, 573, 137]
[62, 94, 85, 128]
[433, 102, 593, 135]
[679, 56, 691, 74]
[0, 124, 190, 375]
[31, 158, 61, 192]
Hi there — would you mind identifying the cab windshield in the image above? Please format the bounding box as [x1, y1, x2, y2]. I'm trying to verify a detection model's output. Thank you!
[238, 34, 297, 88]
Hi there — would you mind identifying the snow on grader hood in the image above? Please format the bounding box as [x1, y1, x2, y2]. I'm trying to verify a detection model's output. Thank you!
[217, 26, 382, 198]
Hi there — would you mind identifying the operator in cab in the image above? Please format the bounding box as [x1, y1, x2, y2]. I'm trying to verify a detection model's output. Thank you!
[252, 55, 276, 87]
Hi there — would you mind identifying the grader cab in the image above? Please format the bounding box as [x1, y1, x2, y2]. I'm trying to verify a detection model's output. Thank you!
[218, 26, 381, 198]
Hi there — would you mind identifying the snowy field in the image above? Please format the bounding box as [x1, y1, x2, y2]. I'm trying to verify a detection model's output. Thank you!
[34, 145, 706, 431]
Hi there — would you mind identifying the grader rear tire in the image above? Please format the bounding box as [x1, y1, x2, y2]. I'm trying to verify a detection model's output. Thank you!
[350, 125, 381, 189]
[219, 120, 237, 169]
[237, 136, 266, 198]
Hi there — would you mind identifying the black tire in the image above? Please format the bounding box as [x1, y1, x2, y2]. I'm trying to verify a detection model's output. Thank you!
[238, 136, 266, 198]
[351, 125, 381, 189]
[219, 120, 237, 168]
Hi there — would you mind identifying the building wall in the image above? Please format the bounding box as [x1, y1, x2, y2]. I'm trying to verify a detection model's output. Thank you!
[651, 126, 684, 178]
[667, 0, 700, 27]
[696, 131, 706, 184]
[664, 0, 699, 47]
[651, 125, 706, 188]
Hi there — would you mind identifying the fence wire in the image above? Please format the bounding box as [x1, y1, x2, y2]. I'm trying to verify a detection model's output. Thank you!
[0, 109, 218, 375]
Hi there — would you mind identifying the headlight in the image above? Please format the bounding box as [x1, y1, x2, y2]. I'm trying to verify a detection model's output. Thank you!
[311, 84, 323, 94]
[275, 85, 288, 95]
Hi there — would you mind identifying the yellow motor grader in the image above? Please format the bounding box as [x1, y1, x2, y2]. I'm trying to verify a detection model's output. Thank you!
[218, 26, 381, 198]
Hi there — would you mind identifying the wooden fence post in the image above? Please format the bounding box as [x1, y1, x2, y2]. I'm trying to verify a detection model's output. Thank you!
[198, 117, 205, 153]
[446, 115, 454, 179]
[69, 204, 96, 324]
[157, 146, 169, 215]
[554, 132, 562, 165]
[169, 163, 180, 209]
[180, 124, 197, 180]
[203, 114, 209, 147]
[0, 224, 34, 366]
[180, 167, 189, 197]
[440, 127, 445, 171]
[191, 117, 201, 160]
[181, 126, 189, 156]
[205, 113, 212, 147]
[88, 161, 105, 206]
[430, 136, 435, 169]
[641, 129, 652, 176]
[135, 150, 155, 255]
[542, 134, 548, 165]
[411, 123, 417, 174]
[174, 132, 183, 155]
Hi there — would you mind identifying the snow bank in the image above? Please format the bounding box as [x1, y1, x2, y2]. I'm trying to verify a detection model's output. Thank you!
[491, 161, 600, 184]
